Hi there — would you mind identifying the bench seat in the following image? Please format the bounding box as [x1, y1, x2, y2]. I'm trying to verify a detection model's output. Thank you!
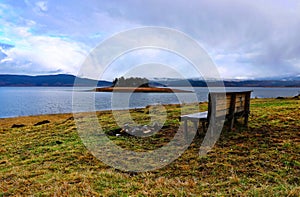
[181, 111, 208, 121]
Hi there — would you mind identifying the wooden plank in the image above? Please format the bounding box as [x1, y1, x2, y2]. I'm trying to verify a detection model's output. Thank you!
[184, 120, 188, 140]
[228, 93, 236, 131]
[181, 111, 208, 120]
[215, 109, 228, 117]
[216, 104, 230, 111]
[216, 100, 231, 106]
[235, 93, 246, 98]
[235, 101, 246, 109]
[244, 92, 251, 126]
[235, 106, 245, 113]
[209, 93, 217, 137]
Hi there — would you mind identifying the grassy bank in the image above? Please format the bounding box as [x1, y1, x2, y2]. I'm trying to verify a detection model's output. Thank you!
[0, 98, 299, 196]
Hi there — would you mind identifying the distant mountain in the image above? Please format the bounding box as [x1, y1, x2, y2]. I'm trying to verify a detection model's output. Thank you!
[224, 74, 300, 87]
[0, 74, 112, 87]
[280, 75, 300, 81]
[0, 74, 299, 87]
[151, 79, 207, 87]
[223, 80, 300, 87]
[150, 76, 300, 87]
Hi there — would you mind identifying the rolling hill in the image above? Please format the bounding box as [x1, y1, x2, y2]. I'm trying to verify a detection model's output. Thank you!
[0, 74, 112, 87]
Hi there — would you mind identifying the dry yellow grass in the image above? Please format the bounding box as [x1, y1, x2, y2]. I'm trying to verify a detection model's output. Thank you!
[0, 98, 299, 196]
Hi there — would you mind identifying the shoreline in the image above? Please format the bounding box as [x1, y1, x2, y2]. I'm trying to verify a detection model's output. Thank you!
[1, 96, 299, 121]
[93, 87, 193, 93]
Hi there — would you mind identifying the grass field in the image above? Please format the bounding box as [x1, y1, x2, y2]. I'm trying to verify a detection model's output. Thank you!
[0, 98, 299, 196]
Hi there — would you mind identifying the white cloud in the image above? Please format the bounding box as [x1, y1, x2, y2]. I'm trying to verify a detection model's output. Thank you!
[5, 35, 87, 74]
[0, 56, 13, 64]
[0, 22, 88, 74]
[0, 2, 89, 75]
[35, 1, 48, 12]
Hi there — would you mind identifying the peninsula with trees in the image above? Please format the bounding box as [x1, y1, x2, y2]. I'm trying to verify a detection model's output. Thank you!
[94, 77, 192, 93]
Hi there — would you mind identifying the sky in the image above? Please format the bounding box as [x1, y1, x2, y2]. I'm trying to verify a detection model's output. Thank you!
[0, 0, 300, 80]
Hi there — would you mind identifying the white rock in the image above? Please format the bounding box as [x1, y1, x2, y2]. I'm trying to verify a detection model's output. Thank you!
[143, 130, 152, 134]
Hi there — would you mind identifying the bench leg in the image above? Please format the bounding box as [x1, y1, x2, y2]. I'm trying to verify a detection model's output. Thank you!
[234, 117, 238, 123]
[192, 121, 198, 135]
[244, 114, 249, 127]
[202, 121, 206, 133]
[184, 120, 188, 140]
[229, 117, 234, 131]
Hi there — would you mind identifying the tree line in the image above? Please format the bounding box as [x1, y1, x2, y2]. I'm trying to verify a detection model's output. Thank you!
[112, 77, 150, 87]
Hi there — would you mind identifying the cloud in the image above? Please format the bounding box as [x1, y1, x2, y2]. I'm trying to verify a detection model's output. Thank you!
[97, 0, 300, 78]
[24, 0, 48, 14]
[0, 51, 8, 62]
[0, 0, 300, 79]
[0, 2, 89, 75]
[35, 1, 48, 12]
[1, 33, 88, 74]
[101, 48, 200, 80]
[0, 22, 87, 75]
[15, 0, 138, 40]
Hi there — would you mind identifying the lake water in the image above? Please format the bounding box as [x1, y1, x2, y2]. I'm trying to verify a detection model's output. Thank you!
[0, 87, 299, 118]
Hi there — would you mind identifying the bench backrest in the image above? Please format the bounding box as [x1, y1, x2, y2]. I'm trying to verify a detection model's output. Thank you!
[207, 91, 251, 121]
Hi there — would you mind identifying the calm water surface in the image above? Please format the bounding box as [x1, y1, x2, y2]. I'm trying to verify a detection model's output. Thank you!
[0, 87, 299, 118]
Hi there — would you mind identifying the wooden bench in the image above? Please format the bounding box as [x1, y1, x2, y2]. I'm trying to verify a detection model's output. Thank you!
[181, 91, 252, 135]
